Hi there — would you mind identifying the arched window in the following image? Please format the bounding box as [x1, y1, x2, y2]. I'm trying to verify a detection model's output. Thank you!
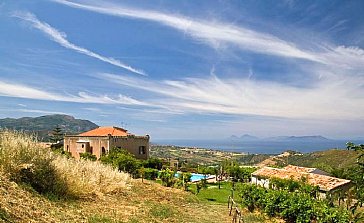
[101, 147, 106, 156]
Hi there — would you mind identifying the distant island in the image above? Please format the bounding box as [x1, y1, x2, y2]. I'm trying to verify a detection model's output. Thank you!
[229, 134, 330, 142]
[229, 134, 259, 141]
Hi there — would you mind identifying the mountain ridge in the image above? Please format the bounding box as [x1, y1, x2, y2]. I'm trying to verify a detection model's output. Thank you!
[0, 114, 98, 141]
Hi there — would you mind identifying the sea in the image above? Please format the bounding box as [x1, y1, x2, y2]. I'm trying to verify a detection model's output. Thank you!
[153, 139, 364, 154]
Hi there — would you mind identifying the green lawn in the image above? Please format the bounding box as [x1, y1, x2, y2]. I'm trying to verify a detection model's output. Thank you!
[188, 182, 242, 204]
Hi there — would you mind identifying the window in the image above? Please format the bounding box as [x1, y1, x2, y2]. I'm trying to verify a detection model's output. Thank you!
[101, 147, 106, 156]
[139, 146, 146, 155]
[66, 145, 69, 152]
[82, 144, 84, 148]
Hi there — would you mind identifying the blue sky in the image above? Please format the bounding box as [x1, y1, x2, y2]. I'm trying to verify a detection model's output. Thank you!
[0, 0, 363, 140]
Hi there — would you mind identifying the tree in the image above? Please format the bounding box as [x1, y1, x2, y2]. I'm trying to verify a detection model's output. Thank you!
[159, 168, 175, 187]
[196, 178, 208, 194]
[142, 157, 163, 170]
[347, 142, 364, 166]
[177, 172, 192, 191]
[346, 142, 364, 208]
[49, 126, 63, 143]
[100, 147, 141, 177]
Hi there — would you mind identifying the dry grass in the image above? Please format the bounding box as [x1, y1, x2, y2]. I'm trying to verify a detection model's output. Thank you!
[53, 156, 130, 198]
[0, 175, 232, 223]
[0, 130, 130, 199]
[0, 130, 51, 179]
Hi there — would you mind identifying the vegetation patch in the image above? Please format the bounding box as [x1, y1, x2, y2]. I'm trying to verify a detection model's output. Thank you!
[0, 130, 68, 197]
[88, 214, 123, 223]
[149, 203, 176, 220]
[0, 130, 130, 199]
[0, 208, 12, 222]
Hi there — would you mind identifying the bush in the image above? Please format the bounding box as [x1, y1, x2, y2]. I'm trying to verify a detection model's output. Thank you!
[238, 183, 351, 223]
[142, 168, 159, 180]
[100, 147, 141, 177]
[176, 172, 192, 191]
[80, 152, 97, 161]
[159, 168, 175, 187]
[0, 130, 67, 196]
[142, 158, 163, 170]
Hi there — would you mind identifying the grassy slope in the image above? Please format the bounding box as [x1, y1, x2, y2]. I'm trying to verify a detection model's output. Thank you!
[0, 176, 231, 223]
[286, 149, 359, 172]
[0, 131, 230, 223]
[257, 149, 359, 173]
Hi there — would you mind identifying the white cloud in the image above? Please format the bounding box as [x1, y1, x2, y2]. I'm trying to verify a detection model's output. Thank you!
[99, 72, 364, 120]
[52, 0, 321, 62]
[12, 11, 146, 76]
[0, 108, 67, 115]
[17, 109, 67, 115]
[52, 0, 364, 70]
[0, 80, 148, 106]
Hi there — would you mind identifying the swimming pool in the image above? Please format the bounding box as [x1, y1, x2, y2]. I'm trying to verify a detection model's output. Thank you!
[175, 173, 214, 182]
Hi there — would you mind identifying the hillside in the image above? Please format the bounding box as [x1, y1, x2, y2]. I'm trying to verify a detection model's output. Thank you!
[0, 114, 98, 141]
[0, 130, 232, 223]
[0, 175, 232, 223]
[258, 149, 359, 173]
[150, 145, 270, 166]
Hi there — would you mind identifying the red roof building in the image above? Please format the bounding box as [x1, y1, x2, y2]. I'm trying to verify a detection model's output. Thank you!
[78, 126, 128, 137]
[64, 126, 149, 160]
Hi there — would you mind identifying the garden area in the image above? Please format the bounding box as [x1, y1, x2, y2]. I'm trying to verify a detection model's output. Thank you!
[65, 143, 364, 223]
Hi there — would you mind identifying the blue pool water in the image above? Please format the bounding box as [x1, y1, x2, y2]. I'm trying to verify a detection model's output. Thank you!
[175, 173, 211, 182]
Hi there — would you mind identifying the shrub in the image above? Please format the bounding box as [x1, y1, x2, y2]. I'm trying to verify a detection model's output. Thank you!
[80, 152, 97, 161]
[176, 172, 192, 191]
[100, 147, 141, 177]
[142, 168, 159, 180]
[142, 158, 163, 170]
[159, 168, 175, 187]
[0, 130, 67, 196]
[238, 183, 351, 223]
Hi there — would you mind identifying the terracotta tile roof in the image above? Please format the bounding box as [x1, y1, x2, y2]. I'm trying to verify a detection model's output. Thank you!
[78, 126, 128, 137]
[283, 165, 317, 173]
[252, 167, 351, 192]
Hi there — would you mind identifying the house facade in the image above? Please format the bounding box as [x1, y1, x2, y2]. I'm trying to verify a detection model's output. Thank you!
[251, 165, 351, 198]
[64, 126, 150, 160]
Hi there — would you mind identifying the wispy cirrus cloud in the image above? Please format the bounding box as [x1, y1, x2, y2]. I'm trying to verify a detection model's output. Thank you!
[52, 0, 321, 62]
[98, 72, 364, 120]
[0, 80, 148, 106]
[17, 109, 67, 115]
[12, 11, 146, 76]
[0, 108, 67, 115]
[52, 0, 364, 70]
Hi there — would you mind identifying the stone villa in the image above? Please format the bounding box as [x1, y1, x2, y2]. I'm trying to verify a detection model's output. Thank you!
[64, 126, 150, 160]
[251, 165, 351, 197]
